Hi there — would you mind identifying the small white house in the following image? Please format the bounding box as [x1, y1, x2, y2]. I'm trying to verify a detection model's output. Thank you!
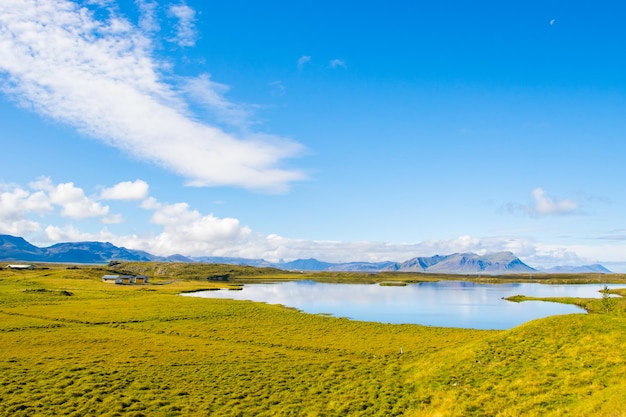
[7, 264, 34, 270]
[102, 274, 121, 284]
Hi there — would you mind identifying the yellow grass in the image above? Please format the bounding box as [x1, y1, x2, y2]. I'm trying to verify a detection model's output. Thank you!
[1, 263, 626, 416]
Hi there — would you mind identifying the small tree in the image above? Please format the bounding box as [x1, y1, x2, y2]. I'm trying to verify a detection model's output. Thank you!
[601, 285, 618, 313]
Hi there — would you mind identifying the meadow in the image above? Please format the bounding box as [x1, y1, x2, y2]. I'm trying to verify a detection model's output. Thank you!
[1, 262, 626, 416]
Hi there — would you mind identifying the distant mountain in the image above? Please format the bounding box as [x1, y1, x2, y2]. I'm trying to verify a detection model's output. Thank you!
[384, 255, 447, 272]
[278, 258, 336, 271]
[43, 241, 154, 263]
[0, 235, 157, 263]
[166, 254, 195, 263]
[385, 252, 536, 275]
[540, 264, 612, 274]
[0, 235, 613, 274]
[0, 235, 45, 261]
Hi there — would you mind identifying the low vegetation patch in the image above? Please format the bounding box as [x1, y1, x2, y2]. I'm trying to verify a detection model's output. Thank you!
[1, 263, 626, 415]
[378, 281, 407, 286]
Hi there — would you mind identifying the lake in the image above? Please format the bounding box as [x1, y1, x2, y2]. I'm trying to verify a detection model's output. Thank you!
[183, 281, 624, 329]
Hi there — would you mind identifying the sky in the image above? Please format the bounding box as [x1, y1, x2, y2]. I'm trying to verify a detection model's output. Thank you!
[1, 0, 626, 271]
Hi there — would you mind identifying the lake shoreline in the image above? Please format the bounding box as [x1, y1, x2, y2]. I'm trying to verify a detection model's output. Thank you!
[183, 280, 623, 330]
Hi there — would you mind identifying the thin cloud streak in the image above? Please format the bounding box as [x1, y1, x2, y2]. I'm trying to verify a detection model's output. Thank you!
[329, 59, 346, 69]
[297, 55, 311, 70]
[0, 0, 305, 192]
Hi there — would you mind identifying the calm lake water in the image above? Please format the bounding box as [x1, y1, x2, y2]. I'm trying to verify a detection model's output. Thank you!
[183, 281, 624, 330]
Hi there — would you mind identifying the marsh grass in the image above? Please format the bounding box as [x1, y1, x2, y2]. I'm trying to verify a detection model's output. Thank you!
[1, 264, 626, 415]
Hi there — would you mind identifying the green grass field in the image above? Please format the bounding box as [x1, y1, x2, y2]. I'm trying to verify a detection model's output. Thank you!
[1, 263, 626, 416]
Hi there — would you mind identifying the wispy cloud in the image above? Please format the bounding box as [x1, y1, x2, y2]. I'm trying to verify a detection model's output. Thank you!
[269, 80, 286, 96]
[596, 229, 626, 241]
[329, 59, 346, 69]
[505, 187, 580, 217]
[168, 2, 197, 47]
[0, 0, 305, 192]
[180, 73, 251, 127]
[136, 0, 160, 34]
[297, 55, 311, 70]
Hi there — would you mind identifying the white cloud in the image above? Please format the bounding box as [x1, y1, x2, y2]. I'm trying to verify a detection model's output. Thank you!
[523, 243, 591, 267]
[145, 201, 253, 253]
[140, 196, 161, 210]
[181, 73, 250, 126]
[136, 0, 159, 33]
[168, 2, 197, 47]
[0, 185, 52, 216]
[530, 187, 578, 216]
[44, 224, 116, 243]
[505, 188, 579, 217]
[100, 179, 149, 200]
[297, 55, 311, 70]
[329, 59, 346, 69]
[0, 218, 42, 237]
[0, 184, 51, 236]
[47, 182, 110, 219]
[0, 0, 305, 192]
[0, 178, 119, 233]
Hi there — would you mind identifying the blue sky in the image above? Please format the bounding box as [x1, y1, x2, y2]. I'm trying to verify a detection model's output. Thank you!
[1, 0, 626, 270]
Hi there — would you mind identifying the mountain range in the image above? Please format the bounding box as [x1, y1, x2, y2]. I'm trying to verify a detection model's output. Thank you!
[383, 252, 536, 274]
[0, 234, 611, 274]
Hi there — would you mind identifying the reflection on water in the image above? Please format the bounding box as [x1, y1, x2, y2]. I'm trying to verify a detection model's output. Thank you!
[182, 281, 625, 330]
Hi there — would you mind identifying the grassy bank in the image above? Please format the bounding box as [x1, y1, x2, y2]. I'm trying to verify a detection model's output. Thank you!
[1, 263, 626, 415]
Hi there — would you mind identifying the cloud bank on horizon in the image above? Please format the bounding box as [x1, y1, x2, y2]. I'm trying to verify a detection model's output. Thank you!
[0, 0, 305, 192]
[0, 176, 620, 270]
